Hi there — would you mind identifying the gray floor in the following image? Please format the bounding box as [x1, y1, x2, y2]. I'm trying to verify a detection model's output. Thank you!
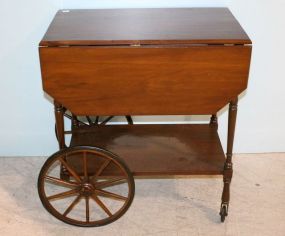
[0, 153, 284, 236]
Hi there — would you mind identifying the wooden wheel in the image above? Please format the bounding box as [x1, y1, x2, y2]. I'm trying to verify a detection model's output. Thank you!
[38, 146, 135, 227]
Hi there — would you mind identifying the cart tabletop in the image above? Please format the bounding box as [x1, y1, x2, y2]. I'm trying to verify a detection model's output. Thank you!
[40, 8, 251, 47]
[39, 8, 252, 116]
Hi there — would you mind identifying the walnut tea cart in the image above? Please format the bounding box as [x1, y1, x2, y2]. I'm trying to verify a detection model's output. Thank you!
[38, 8, 252, 227]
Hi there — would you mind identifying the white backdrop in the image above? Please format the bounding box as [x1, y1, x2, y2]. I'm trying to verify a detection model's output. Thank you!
[0, 0, 284, 156]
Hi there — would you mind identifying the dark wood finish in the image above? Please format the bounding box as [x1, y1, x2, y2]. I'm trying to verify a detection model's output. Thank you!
[40, 8, 251, 46]
[38, 146, 135, 227]
[220, 98, 238, 221]
[54, 102, 65, 149]
[69, 124, 225, 176]
[38, 8, 252, 224]
[40, 46, 251, 116]
[54, 102, 69, 180]
[210, 114, 218, 130]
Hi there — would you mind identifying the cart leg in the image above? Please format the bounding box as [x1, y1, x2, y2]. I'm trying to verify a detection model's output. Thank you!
[54, 102, 69, 180]
[220, 98, 238, 222]
[54, 102, 66, 149]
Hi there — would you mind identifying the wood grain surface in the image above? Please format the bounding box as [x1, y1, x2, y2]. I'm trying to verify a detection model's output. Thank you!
[40, 8, 251, 46]
[69, 124, 225, 176]
[40, 45, 252, 115]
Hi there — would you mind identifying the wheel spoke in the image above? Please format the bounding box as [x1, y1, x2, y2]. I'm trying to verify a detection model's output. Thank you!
[95, 189, 127, 201]
[100, 116, 114, 125]
[83, 152, 88, 179]
[95, 116, 99, 125]
[47, 189, 78, 201]
[85, 197, 90, 222]
[91, 194, 113, 217]
[63, 195, 81, 216]
[95, 177, 126, 189]
[92, 159, 111, 180]
[45, 176, 79, 188]
[39, 147, 135, 226]
[58, 157, 82, 183]
[86, 116, 92, 126]
[126, 116, 133, 125]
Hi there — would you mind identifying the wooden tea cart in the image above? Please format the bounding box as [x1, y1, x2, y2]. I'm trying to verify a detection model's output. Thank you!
[38, 8, 252, 227]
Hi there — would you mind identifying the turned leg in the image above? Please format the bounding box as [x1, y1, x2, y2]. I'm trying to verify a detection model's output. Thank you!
[220, 98, 238, 222]
[54, 102, 66, 149]
[54, 102, 69, 180]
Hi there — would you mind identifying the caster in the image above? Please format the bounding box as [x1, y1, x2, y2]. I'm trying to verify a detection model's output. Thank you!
[220, 205, 228, 223]
[38, 146, 135, 227]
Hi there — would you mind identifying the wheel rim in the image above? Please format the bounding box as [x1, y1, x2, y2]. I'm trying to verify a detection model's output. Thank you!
[38, 146, 135, 227]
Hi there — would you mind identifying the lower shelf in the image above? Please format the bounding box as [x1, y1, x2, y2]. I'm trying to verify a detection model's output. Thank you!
[70, 124, 225, 176]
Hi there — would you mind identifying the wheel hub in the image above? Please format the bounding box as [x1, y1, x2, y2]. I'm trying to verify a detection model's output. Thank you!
[80, 182, 95, 196]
